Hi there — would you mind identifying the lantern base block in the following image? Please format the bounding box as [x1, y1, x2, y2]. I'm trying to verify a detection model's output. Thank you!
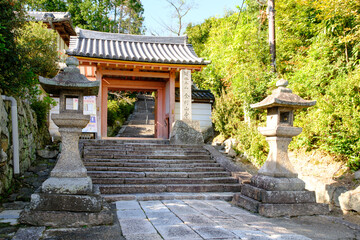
[19, 186, 114, 227]
[41, 177, 93, 195]
[232, 175, 329, 217]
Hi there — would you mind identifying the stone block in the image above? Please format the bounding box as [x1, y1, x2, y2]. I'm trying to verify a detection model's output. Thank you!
[41, 177, 93, 195]
[232, 193, 260, 213]
[251, 175, 305, 191]
[29, 193, 103, 212]
[355, 170, 360, 180]
[241, 184, 316, 204]
[37, 149, 59, 159]
[19, 207, 114, 227]
[258, 203, 329, 217]
[170, 120, 204, 145]
[339, 186, 360, 213]
[12, 227, 45, 240]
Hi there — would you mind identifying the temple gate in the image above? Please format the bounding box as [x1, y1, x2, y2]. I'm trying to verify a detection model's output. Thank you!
[66, 28, 209, 139]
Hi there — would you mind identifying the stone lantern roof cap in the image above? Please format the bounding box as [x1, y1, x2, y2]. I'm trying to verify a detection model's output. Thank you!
[39, 57, 99, 96]
[250, 79, 316, 110]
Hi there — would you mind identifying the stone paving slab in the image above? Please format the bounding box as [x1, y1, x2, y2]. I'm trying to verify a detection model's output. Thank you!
[193, 226, 237, 239]
[3, 199, 360, 239]
[115, 200, 141, 210]
[155, 224, 203, 240]
[116, 209, 147, 220]
[119, 219, 157, 236]
[117, 199, 359, 240]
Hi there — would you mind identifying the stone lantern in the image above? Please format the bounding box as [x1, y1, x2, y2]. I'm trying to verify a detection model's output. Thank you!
[233, 79, 329, 217]
[20, 57, 113, 227]
[251, 79, 315, 178]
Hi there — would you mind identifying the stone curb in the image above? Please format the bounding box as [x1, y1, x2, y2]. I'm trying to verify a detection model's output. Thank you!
[203, 145, 252, 182]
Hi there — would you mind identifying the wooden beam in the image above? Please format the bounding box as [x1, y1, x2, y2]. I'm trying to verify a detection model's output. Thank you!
[75, 56, 204, 71]
[102, 79, 166, 89]
[102, 69, 170, 79]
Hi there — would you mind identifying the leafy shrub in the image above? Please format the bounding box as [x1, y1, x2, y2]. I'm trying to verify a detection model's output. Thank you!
[107, 94, 136, 137]
[212, 90, 268, 166]
[30, 95, 57, 128]
[187, 0, 360, 171]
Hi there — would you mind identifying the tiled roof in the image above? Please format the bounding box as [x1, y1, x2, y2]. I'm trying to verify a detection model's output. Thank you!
[67, 28, 210, 65]
[27, 12, 71, 22]
[26, 12, 76, 46]
[175, 89, 214, 103]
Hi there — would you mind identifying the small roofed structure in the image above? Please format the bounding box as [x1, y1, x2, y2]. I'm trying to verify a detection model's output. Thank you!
[66, 28, 211, 139]
[39, 57, 99, 96]
[27, 11, 76, 46]
[251, 79, 316, 110]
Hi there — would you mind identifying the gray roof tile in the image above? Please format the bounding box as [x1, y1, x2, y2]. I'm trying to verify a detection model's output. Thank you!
[67, 28, 209, 65]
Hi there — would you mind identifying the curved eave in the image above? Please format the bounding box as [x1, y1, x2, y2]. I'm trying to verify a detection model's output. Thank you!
[73, 56, 209, 69]
[251, 98, 316, 110]
[39, 76, 99, 96]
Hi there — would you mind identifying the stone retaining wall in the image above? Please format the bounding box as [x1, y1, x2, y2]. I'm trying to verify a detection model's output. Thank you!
[299, 175, 349, 210]
[0, 95, 50, 195]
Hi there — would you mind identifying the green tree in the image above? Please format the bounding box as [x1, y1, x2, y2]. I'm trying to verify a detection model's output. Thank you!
[186, 0, 360, 170]
[0, 0, 58, 96]
[25, 0, 145, 34]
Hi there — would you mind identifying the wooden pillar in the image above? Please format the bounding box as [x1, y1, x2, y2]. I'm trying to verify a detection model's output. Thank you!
[100, 84, 108, 138]
[95, 67, 103, 139]
[169, 70, 176, 133]
[156, 88, 164, 138]
[180, 69, 192, 120]
[162, 86, 167, 138]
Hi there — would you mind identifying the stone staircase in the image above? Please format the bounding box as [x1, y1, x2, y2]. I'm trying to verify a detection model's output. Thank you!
[82, 139, 240, 201]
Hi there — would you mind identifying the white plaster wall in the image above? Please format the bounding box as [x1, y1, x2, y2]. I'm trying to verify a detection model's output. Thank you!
[175, 102, 212, 131]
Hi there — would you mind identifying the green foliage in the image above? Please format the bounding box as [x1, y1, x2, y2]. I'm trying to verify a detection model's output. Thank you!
[0, 0, 28, 95]
[25, 0, 145, 34]
[30, 95, 57, 128]
[107, 93, 136, 137]
[186, 0, 360, 170]
[17, 21, 58, 78]
[212, 90, 268, 166]
[0, 1, 58, 97]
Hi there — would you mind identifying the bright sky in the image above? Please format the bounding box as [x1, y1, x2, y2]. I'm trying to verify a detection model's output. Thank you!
[142, 0, 243, 36]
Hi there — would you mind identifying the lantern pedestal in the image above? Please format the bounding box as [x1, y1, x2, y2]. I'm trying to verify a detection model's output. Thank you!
[19, 57, 113, 227]
[232, 79, 329, 217]
[20, 113, 113, 227]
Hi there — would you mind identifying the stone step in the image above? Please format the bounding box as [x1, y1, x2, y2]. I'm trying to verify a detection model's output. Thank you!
[84, 145, 207, 150]
[85, 166, 225, 172]
[84, 150, 209, 156]
[84, 158, 216, 164]
[81, 139, 170, 145]
[84, 154, 211, 160]
[84, 162, 221, 168]
[232, 193, 260, 213]
[92, 177, 238, 185]
[102, 192, 234, 202]
[88, 171, 231, 178]
[97, 184, 241, 194]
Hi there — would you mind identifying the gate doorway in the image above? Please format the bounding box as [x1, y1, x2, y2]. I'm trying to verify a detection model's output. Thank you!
[109, 92, 156, 138]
